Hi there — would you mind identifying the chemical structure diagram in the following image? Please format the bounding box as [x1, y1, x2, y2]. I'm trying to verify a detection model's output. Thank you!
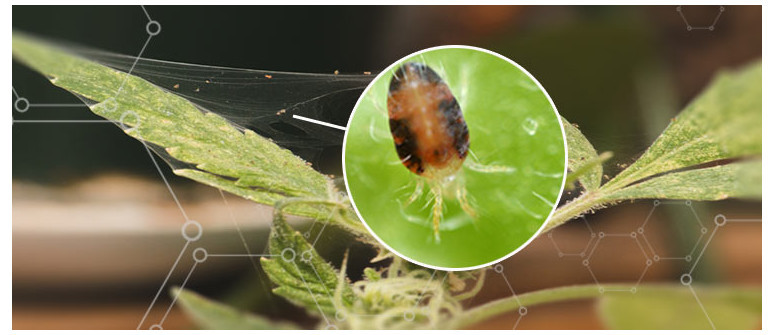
[676, 5, 725, 31]
[11, 5, 760, 331]
[544, 200, 761, 330]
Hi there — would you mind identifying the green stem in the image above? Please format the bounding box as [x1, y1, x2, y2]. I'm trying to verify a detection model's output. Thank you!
[565, 151, 613, 190]
[450, 283, 631, 329]
[274, 197, 373, 240]
[542, 191, 607, 233]
[543, 167, 644, 234]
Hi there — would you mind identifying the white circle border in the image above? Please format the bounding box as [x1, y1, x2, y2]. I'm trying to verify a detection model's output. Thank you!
[341, 45, 569, 271]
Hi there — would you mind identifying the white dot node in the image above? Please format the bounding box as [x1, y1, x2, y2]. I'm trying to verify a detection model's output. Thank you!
[653, 200, 660, 206]
[146, 20, 162, 36]
[518, 306, 528, 316]
[335, 310, 346, 321]
[14, 98, 29, 113]
[193, 247, 208, 263]
[680, 273, 692, 286]
[281, 248, 296, 262]
[493, 264, 504, 273]
[301, 250, 313, 262]
[181, 220, 202, 242]
[714, 214, 727, 226]
[103, 97, 118, 112]
[149, 324, 163, 330]
[120, 110, 140, 130]
[403, 311, 415, 321]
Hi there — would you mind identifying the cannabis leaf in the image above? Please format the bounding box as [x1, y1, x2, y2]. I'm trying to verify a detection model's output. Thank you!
[547, 61, 762, 231]
[602, 160, 761, 201]
[259, 200, 356, 320]
[12, 31, 368, 236]
[172, 287, 300, 330]
[606, 61, 761, 190]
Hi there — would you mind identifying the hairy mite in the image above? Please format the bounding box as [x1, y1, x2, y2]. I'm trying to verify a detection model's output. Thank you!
[387, 62, 474, 240]
[388, 62, 470, 179]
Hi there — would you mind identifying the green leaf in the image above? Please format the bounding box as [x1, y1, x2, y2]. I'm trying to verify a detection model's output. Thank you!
[563, 117, 609, 191]
[453, 283, 760, 330]
[599, 285, 761, 330]
[546, 61, 762, 232]
[171, 287, 299, 330]
[12, 32, 336, 220]
[603, 160, 762, 201]
[259, 203, 356, 318]
[606, 61, 761, 189]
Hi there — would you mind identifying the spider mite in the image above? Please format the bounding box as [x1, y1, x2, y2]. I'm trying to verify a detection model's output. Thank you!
[387, 62, 475, 241]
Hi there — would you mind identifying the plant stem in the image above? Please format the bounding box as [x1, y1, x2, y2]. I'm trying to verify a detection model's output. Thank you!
[450, 283, 632, 329]
[542, 191, 607, 233]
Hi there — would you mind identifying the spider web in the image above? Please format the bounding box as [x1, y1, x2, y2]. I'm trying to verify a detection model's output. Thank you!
[61, 40, 376, 172]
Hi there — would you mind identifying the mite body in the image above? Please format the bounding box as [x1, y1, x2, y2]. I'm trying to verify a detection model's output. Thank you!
[387, 62, 470, 179]
[387, 62, 474, 240]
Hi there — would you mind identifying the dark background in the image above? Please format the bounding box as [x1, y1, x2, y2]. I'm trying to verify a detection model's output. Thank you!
[13, 5, 762, 183]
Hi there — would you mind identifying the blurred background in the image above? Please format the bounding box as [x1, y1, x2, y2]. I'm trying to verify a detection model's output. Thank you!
[12, 5, 761, 330]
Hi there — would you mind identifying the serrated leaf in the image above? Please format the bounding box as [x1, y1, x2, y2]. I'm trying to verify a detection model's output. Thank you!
[260, 208, 356, 318]
[599, 285, 761, 330]
[563, 117, 605, 191]
[603, 160, 761, 201]
[12, 32, 335, 220]
[546, 61, 762, 233]
[607, 61, 761, 189]
[171, 287, 299, 330]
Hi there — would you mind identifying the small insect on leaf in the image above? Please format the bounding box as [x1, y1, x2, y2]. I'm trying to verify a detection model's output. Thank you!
[386, 62, 475, 241]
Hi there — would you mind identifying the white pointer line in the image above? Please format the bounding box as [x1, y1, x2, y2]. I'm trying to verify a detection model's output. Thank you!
[292, 114, 346, 131]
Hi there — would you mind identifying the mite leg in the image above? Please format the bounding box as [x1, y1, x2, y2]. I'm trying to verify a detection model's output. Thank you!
[431, 184, 444, 242]
[404, 180, 425, 207]
[456, 184, 477, 219]
[464, 150, 515, 174]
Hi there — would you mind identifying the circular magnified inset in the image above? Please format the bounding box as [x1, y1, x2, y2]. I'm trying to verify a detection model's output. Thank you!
[343, 46, 566, 270]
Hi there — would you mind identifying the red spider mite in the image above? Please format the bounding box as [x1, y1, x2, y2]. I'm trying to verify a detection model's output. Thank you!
[387, 62, 476, 241]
